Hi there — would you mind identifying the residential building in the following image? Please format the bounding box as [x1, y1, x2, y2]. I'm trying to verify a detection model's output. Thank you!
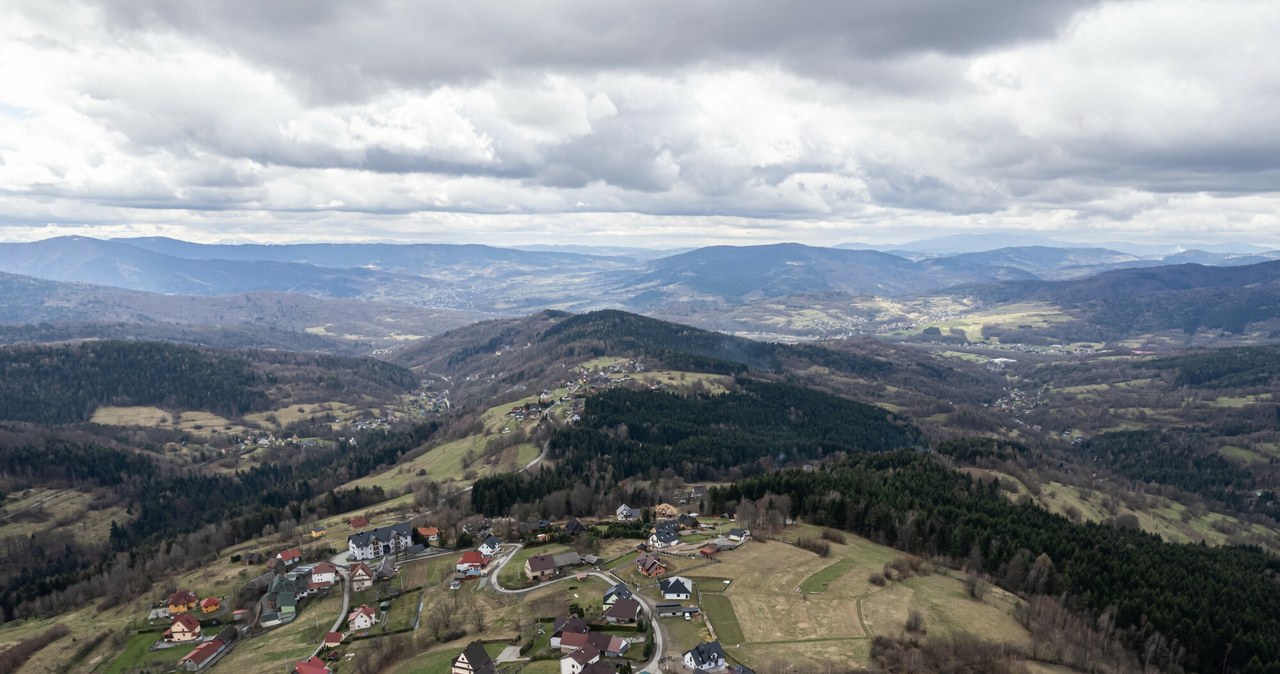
[550, 614, 589, 649]
[684, 641, 728, 672]
[418, 526, 440, 543]
[636, 553, 667, 577]
[164, 613, 202, 642]
[560, 645, 600, 674]
[348, 604, 377, 631]
[456, 551, 489, 572]
[616, 504, 641, 521]
[603, 582, 632, 607]
[477, 535, 502, 557]
[349, 562, 374, 592]
[728, 528, 751, 542]
[199, 597, 221, 614]
[310, 561, 339, 586]
[451, 640, 497, 674]
[603, 597, 642, 624]
[168, 589, 199, 614]
[294, 656, 332, 674]
[659, 576, 694, 600]
[526, 554, 557, 581]
[347, 522, 412, 561]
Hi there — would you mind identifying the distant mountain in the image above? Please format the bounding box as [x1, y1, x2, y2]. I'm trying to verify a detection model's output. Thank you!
[0, 236, 422, 297]
[937, 246, 1150, 280]
[967, 260, 1280, 338]
[617, 243, 1035, 306]
[887, 232, 1083, 255]
[0, 270, 485, 350]
[1157, 250, 1280, 266]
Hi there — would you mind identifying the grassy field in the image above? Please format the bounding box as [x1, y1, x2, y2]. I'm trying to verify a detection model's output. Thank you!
[688, 527, 1034, 672]
[497, 544, 572, 588]
[700, 593, 745, 645]
[0, 487, 129, 545]
[798, 558, 858, 593]
[89, 406, 245, 437]
[216, 590, 344, 674]
[101, 631, 199, 674]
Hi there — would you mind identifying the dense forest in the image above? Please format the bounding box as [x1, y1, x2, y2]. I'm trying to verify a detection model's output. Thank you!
[1138, 345, 1280, 388]
[0, 341, 417, 424]
[1080, 429, 1278, 519]
[0, 342, 267, 424]
[470, 379, 918, 515]
[711, 455, 1280, 674]
[0, 420, 437, 619]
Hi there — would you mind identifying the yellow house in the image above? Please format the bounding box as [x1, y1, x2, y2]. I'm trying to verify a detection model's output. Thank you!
[168, 589, 199, 615]
[200, 597, 221, 614]
[310, 524, 327, 539]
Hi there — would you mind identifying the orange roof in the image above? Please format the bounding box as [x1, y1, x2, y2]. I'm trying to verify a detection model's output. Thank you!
[349, 562, 373, 578]
[418, 526, 439, 536]
[458, 550, 488, 565]
[201, 597, 220, 608]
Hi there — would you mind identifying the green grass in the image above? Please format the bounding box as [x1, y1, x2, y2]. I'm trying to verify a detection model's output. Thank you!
[701, 594, 745, 645]
[688, 577, 732, 593]
[498, 544, 571, 588]
[1221, 445, 1266, 464]
[798, 558, 858, 593]
[102, 631, 198, 674]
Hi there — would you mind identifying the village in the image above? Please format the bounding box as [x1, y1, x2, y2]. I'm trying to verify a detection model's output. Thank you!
[133, 487, 759, 674]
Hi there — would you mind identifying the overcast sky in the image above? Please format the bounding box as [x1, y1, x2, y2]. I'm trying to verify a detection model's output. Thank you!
[2, 0, 1278, 248]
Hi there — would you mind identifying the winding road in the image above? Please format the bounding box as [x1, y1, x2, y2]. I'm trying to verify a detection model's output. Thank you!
[486, 543, 666, 673]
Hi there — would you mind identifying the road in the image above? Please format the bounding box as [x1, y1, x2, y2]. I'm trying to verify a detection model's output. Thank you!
[486, 543, 666, 674]
[308, 554, 353, 659]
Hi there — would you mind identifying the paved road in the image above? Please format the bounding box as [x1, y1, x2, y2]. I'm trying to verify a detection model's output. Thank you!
[486, 544, 665, 673]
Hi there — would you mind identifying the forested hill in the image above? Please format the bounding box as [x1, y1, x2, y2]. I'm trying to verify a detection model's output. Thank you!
[0, 341, 416, 425]
[470, 379, 919, 515]
[396, 309, 1002, 414]
[962, 259, 1280, 337]
[713, 455, 1280, 674]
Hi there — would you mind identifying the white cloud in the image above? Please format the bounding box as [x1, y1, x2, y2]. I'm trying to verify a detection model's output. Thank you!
[0, 0, 1278, 248]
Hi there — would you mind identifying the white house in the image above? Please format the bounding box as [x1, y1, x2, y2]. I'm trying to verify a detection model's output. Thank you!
[347, 604, 377, 631]
[616, 504, 641, 521]
[347, 522, 412, 561]
[451, 641, 497, 674]
[728, 528, 751, 542]
[559, 645, 600, 674]
[309, 562, 339, 586]
[478, 535, 502, 557]
[659, 576, 694, 600]
[684, 641, 727, 672]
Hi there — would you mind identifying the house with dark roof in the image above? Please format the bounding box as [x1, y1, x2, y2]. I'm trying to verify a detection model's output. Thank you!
[168, 589, 199, 614]
[636, 553, 667, 577]
[649, 520, 681, 548]
[525, 554, 558, 581]
[684, 641, 727, 672]
[659, 576, 694, 600]
[677, 514, 701, 529]
[451, 640, 497, 674]
[375, 555, 398, 581]
[603, 582, 632, 607]
[728, 528, 751, 542]
[347, 521, 412, 561]
[477, 535, 502, 557]
[616, 504, 641, 521]
[564, 517, 586, 536]
[550, 614, 590, 648]
[603, 597, 642, 624]
[561, 645, 601, 674]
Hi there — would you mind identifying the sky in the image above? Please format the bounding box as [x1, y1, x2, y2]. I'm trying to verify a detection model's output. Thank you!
[2, 0, 1279, 248]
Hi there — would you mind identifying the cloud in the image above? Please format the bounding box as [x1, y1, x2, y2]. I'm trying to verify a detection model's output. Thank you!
[0, 0, 1278, 247]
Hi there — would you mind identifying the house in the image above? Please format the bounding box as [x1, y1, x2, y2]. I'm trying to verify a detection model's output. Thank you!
[349, 516, 369, 529]
[323, 631, 344, 648]
[199, 597, 221, 614]
[550, 614, 590, 648]
[294, 656, 332, 674]
[180, 628, 237, 671]
[564, 517, 586, 536]
[525, 554, 558, 581]
[347, 604, 377, 631]
[560, 645, 600, 674]
[659, 576, 694, 600]
[655, 603, 701, 618]
[552, 551, 582, 569]
[456, 551, 489, 573]
[347, 522, 412, 561]
[616, 504, 641, 521]
[603, 597, 642, 624]
[649, 520, 681, 548]
[700, 545, 720, 558]
[477, 535, 502, 557]
[418, 526, 440, 543]
[309, 524, 327, 539]
[603, 582, 632, 607]
[636, 553, 667, 578]
[678, 514, 701, 529]
[728, 528, 751, 542]
[164, 613, 202, 642]
[168, 589, 199, 614]
[276, 547, 302, 568]
[310, 561, 339, 586]
[684, 641, 727, 671]
[451, 640, 497, 674]
[349, 562, 374, 592]
[375, 555, 398, 581]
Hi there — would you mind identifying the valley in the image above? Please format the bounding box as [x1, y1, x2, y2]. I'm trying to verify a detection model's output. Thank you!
[0, 243, 1277, 674]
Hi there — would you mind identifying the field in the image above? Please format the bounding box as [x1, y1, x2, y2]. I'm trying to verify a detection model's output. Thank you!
[214, 591, 344, 674]
[101, 631, 200, 674]
[0, 487, 129, 544]
[497, 544, 572, 588]
[90, 405, 246, 437]
[687, 527, 1033, 672]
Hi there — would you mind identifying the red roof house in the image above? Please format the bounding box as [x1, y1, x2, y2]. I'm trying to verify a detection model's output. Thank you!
[349, 516, 369, 529]
[323, 631, 344, 648]
[295, 656, 331, 674]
